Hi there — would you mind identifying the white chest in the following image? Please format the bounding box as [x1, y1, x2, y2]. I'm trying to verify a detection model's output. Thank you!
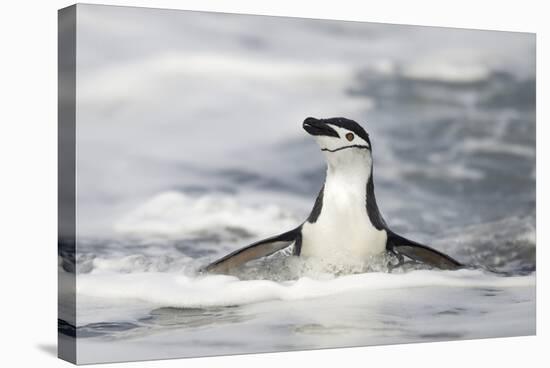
[300, 172, 387, 263]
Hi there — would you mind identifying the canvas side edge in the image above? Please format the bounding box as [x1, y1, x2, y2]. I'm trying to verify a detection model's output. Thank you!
[58, 4, 77, 365]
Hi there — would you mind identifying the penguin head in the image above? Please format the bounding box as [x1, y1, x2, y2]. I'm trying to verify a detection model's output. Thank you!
[303, 117, 372, 154]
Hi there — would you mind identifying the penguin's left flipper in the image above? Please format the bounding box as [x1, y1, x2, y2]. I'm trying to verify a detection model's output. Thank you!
[388, 232, 462, 270]
[203, 227, 300, 274]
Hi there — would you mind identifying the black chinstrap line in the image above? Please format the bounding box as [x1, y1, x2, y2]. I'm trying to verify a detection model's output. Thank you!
[321, 144, 370, 152]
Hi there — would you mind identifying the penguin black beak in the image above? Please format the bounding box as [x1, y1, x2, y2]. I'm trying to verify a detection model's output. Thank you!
[303, 117, 340, 138]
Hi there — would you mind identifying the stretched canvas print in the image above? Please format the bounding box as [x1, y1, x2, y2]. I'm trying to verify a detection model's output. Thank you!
[58, 4, 536, 364]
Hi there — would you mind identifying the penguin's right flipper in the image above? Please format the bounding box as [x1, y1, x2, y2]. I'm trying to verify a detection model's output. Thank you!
[204, 227, 300, 274]
[388, 232, 462, 270]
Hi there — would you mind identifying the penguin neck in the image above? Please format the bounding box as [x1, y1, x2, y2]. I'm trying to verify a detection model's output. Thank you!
[324, 149, 372, 190]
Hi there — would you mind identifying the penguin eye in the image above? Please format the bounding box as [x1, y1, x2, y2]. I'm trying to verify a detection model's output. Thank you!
[345, 133, 354, 142]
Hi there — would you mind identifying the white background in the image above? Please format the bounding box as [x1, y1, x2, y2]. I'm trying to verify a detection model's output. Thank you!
[0, 0, 546, 367]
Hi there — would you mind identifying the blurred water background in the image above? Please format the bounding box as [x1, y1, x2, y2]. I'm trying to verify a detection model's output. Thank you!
[59, 5, 535, 363]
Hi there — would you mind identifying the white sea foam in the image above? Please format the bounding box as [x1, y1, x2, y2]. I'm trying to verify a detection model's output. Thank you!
[402, 61, 490, 83]
[462, 138, 536, 158]
[76, 269, 535, 309]
[114, 191, 300, 238]
[78, 51, 362, 109]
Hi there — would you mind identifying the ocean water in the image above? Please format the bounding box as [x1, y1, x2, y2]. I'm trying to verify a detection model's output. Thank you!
[60, 5, 535, 364]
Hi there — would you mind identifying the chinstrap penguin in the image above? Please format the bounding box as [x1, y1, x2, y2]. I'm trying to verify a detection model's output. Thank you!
[205, 117, 462, 274]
